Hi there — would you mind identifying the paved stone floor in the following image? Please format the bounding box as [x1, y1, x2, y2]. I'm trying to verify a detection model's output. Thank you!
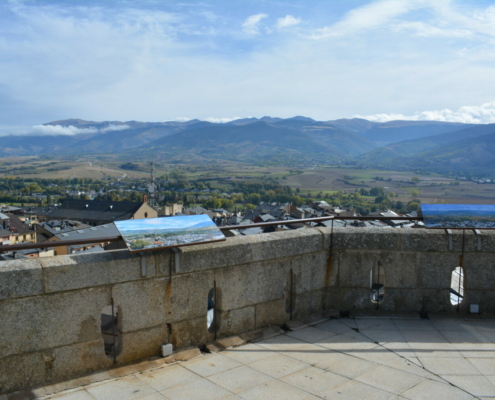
[31, 316, 495, 399]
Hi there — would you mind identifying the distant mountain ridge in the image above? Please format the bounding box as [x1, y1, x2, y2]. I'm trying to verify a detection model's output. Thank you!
[0, 116, 492, 174]
[356, 123, 495, 174]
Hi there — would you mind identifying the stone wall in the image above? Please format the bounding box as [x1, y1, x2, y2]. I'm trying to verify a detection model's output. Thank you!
[1, 227, 494, 393]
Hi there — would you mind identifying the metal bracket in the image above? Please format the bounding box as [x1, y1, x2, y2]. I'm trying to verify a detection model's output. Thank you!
[139, 252, 147, 277]
[474, 229, 482, 251]
[172, 247, 180, 273]
[446, 229, 453, 251]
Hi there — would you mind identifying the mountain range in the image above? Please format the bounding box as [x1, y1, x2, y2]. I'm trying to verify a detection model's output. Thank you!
[1, 116, 494, 175]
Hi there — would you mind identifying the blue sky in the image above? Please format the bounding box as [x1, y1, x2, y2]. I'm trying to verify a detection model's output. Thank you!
[1, 0, 495, 134]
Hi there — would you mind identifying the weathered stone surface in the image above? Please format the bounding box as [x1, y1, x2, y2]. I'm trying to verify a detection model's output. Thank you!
[400, 229, 485, 253]
[293, 289, 325, 319]
[0, 287, 110, 358]
[40, 251, 156, 293]
[240, 326, 282, 342]
[417, 253, 460, 289]
[166, 271, 214, 323]
[153, 248, 173, 277]
[338, 251, 419, 289]
[292, 252, 329, 293]
[214, 260, 289, 310]
[117, 326, 168, 364]
[337, 252, 374, 288]
[417, 289, 456, 313]
[0, 352, 45, 394]
[173, 347, 201, 361]
[169, 317, 215, 349]
[255, 299, 288, 329]
[0, 259, 44, 300]
[217, 306, 255, 338]
[49, 340, 112, 382]
[379, 288, 422, 312]
[323, 287, 371, 311]
[178, 229, 323, 274]
[207, 336, 245, 352]
[112, 279, 167, 333]
[333, 228, 400, 251]
[463, 254, 495, 290]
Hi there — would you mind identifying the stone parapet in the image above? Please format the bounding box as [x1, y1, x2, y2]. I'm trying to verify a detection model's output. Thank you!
[1, 227, 495, 393]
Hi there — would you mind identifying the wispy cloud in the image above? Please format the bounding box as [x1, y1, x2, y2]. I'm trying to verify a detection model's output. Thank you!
[30, 125, 98, 135]
[205, 117, 242, 123]
[242, 13, 267, 35]
[275, 15, 301, 29]
[356, 102, 495, 124]
[101, 124, 130, 132]
[310, 0, 424, 39]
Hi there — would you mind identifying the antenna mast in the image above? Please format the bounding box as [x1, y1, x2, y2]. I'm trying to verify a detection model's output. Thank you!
[148, 161, 158, 208]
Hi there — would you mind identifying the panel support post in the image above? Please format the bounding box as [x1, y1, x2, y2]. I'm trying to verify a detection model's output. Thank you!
[172, 247, 180, 273]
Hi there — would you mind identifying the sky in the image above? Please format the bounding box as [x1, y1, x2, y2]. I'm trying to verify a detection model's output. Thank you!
[1, 0, 495, 134]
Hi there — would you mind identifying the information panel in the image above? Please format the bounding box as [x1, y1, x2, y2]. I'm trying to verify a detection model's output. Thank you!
[421, 204, 495, 229]
[115, 214, 226, 252]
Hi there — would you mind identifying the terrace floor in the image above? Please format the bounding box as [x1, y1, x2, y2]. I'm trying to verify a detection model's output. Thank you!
[16, 314, 495, 400]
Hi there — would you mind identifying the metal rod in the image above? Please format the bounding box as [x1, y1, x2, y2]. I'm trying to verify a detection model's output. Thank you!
[111, 297, 116, 365]
[0, 215, 421, 253]
[458, 229, 466, 313]
[289, 268, 293, 321]
[213, 280, 217, 340]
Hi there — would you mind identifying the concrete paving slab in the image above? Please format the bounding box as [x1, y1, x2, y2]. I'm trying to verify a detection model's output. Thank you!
[286, 327, 336, 343]
[356, 318, 398, 331]
[385, 358, 445, 383]
[313, 351, 380, 378]
[237, 379, 309, 400]
[355, 365, 425, 394]
[418, 357, 480, 376]
[359, 329, 407, 344]
[207, 365, 272, 394]
[247, 354, 309, 379]
[280, 366, 348, 395]
[161, 379, 232, 400]
[85, 375, 156, 400]
[182, 354, 242, 377]
[349, 347, 401, 365]
[221, 343, 273, 364]
[318, 331, 379, 352]
[467, 357, 495, 375]
[314, 319, 352, 334]
[401, 379, 473, 400]
[393, 319, 436, 331]
[26, 316, 495, 400]
[319, 379, 396, 400]
[440, 375, 495, 397]
[136, 365, 200, 391]
[47, 390, 97, 400]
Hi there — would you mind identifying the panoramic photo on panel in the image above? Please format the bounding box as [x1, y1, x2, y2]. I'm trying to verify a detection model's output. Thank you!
[115, 215, 225, 252]
[422, 204, 495, 229]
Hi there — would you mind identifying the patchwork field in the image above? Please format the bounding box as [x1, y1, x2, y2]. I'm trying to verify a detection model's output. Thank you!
[1, 157, 495, 204]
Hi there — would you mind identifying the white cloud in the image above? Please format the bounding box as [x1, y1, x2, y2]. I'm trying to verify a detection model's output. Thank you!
[242, 13, 267, 35]
[205, 117, 242, 123]
[100, 124, 130, 132]
[311, 0, 425, 39]
[30, 125, 98, 135]
[276, 15, 301, 29]
[392, 21, 472, 38]
[356, 102, 495, 124]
